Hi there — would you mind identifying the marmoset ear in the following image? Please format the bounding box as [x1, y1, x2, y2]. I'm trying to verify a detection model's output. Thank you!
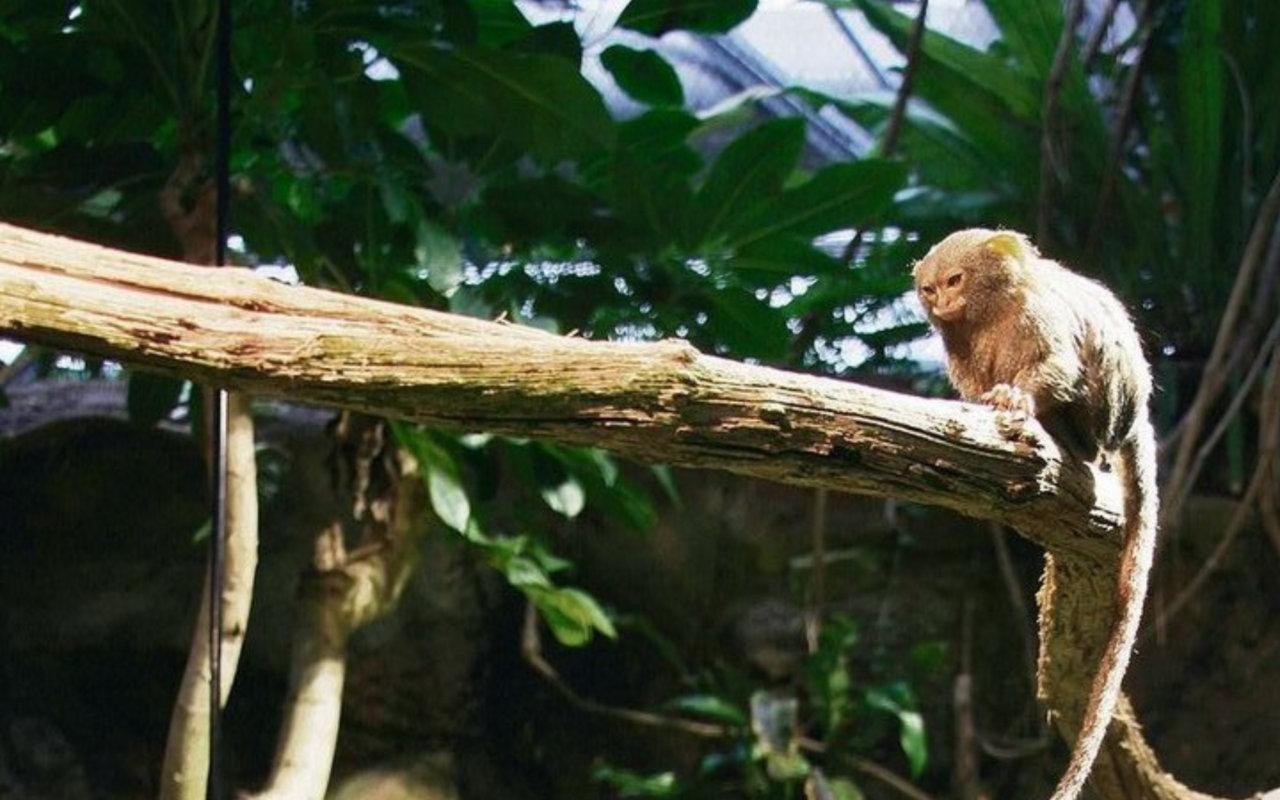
[983, 230, 1031, 261]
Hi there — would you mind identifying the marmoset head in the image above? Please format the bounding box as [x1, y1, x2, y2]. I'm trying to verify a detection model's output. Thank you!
[912, 228, 1036, 326]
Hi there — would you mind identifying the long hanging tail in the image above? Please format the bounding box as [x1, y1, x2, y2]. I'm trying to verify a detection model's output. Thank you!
[1048, 414, 1159, 800]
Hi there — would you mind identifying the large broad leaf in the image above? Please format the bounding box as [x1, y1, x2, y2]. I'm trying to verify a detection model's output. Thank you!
[1176, 0, 1225, 278]
[395, 43, 615, 163]
[601, 44, 684, 107]
[703, 288, 792, 360]
[598, 114, 703, 250]
[851, 0, 1044, 195]
[695, 118, 805, 244]
[469, 0, 536, 47]
[613, 109, 703, 178]
[616, 0, 757, 36]
[729, 159, 907, 249]
[831, 90, 1019, 193]
[982, 0, 1064, 79]
[854, 0, 1041, 121]
[732, 235, 845, 280]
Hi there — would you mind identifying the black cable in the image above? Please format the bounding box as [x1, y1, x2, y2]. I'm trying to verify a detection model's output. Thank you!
[208, 0, 233, 798]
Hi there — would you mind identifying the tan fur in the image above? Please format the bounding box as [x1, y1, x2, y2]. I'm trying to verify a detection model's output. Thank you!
[913, 229, 1159, 800]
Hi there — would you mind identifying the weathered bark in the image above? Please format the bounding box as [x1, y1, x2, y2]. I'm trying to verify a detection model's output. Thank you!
[255, 418, 427, 800]
[0, 223, 1108, 545]
[0, 221, 1239, 800]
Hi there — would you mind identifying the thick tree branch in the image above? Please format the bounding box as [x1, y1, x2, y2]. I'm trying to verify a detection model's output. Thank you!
[0, 222, 1112, 553]
[0, 221, 1231, 800]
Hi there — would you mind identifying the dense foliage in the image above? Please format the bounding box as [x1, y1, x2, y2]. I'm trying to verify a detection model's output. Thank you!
[3, 0, 1278, 796]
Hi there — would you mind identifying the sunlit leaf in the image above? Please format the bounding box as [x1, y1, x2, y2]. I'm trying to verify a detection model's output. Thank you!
[540, 476, 586, 518]
[416, 219, 464, 295]
[504, 555, 553, 588]
[534, 586, 617, 645]
[427, 461, 471, 533]
[865, 684, 929, 777]
[663, 694, 749, 726]
[592, 765, 680, 798]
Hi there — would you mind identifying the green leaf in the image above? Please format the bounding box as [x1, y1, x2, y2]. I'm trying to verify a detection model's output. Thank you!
[663, 694, 748, 726]
[831, 91, 1013, 192]
[732, 236, 844, 279]
[695, 118, 804, 243]
[534, 586, 617, 646]
[613, 109, 704, 178]
[1177, 0, 1225, 276]
[649, 465, 680, 507]
[540, 476, 586, 518]
[705, 288, 791, 360]
[616, 0, 757, 35]
[865, 684, 928, 778]
[470, 0, 535, 47]
[392, 422, 472, 533]
[730, 159, 907, 249]
[504, 555, 553, 588]
[427, 461, 471, 533]
[592, 765, 680, 798]
[808, 773, 865, 800]
[126, 372, 186, 427]
[901, 710, 928, 777]
[601, 45, 684, 107]
[851, 0, 1042, 177]
[982, 0, 1065, 79]
[396, 44, 615, 163]
[415, 219, 464, 296]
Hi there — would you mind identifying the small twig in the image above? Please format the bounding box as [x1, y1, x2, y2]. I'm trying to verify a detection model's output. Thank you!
[800, 737, 939, 800]
[1221, 52, 1255, 236]
[1164, 176, 1280, 524]
[880, 0, 930, 156]
[1086, 0, 1154, 256]
[1080, 0, 1123, 70]
[989, 524, 1039, 694]
[519, 603, 728, 739]
[1147, 360, 1278, 639]
[848, 756, 939, 800]
[1036, 0, 1086, 245]
[1176, 315, 1280, 508]
[841, 0, 929, 268]
[523, 598, 937, 800]
[1253, 345, 1280, 558]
